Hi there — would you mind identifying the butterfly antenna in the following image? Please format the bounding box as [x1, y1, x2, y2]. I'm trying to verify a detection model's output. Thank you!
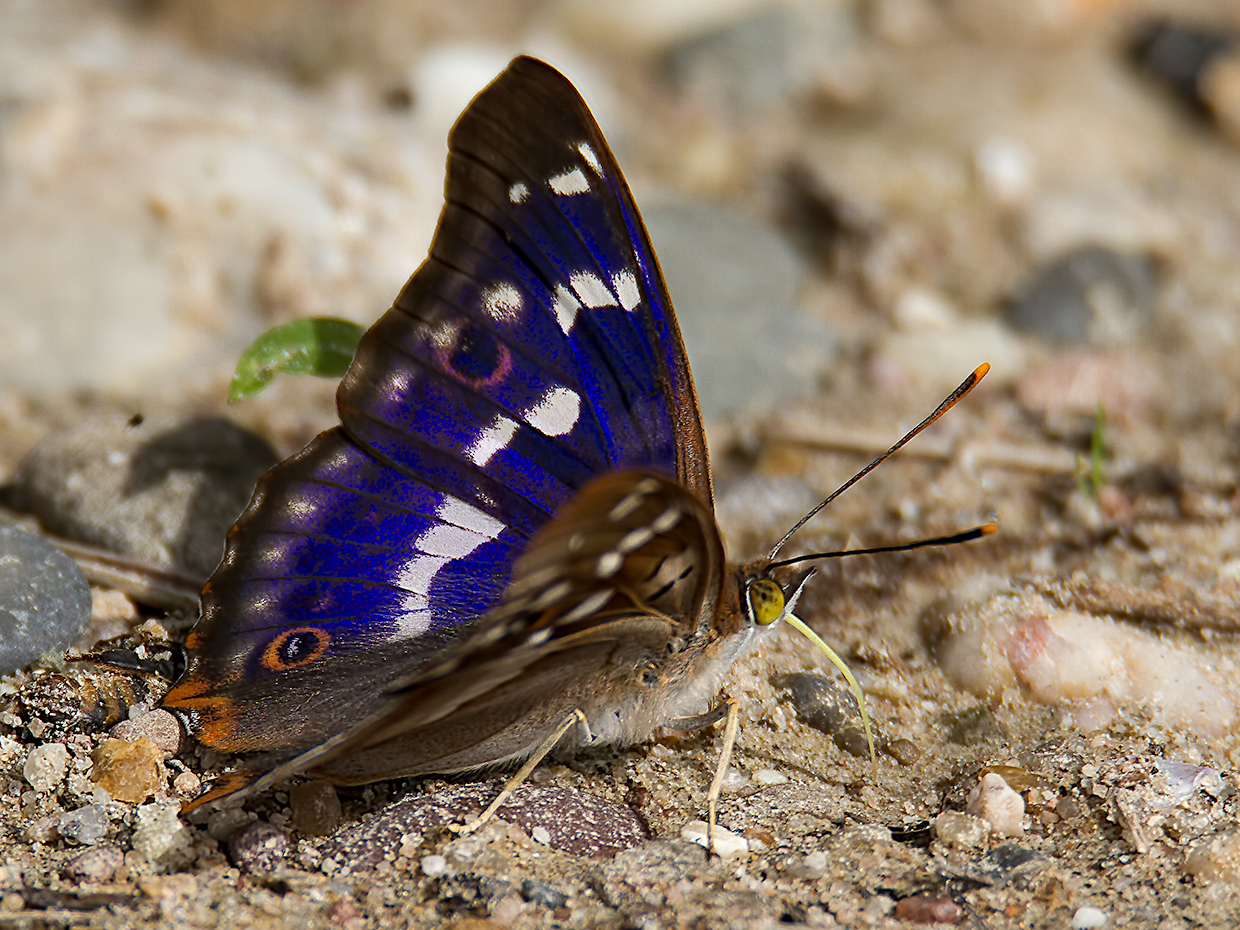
[770, 523, 996, 570]
[767, 363, 991, 560]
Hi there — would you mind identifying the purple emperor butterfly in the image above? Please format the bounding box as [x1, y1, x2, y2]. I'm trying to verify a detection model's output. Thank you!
[162, 57, 990, 830]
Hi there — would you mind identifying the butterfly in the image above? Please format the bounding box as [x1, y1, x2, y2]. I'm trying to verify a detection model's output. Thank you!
[161, 56, 990, 831]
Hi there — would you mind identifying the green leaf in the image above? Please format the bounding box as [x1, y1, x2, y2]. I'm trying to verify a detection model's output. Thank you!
[229, 318, 365, 402]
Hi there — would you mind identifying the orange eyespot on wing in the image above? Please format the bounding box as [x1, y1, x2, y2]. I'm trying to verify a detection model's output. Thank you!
[261, 628, 332, 671]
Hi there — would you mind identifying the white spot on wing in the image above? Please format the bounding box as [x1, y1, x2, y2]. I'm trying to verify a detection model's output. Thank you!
[576, 142, 603, 175]
[416, 524, 490, 558]
[285, 493, 319, 521]
[570, 271, 617, 308]
[467, 416, 518, 465]
[651, 507, 681, 533]
[549, 168, 590, 196]
[553, 284, 580, 333]
[618, 525, 655, 552]
[508, 181, 529, 203]
[596, 550, 623, 578]
[482, 283, 522, 322]
[523, 386, 580, 437]
[559, 589, 613, 624]
[612, 271, 640, 311]
[436, 497, 505, 538]
[397, 555, 449, 593]
[393, 593, 432, 639]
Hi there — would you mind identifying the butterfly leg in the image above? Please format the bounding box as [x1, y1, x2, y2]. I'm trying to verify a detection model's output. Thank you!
[457, 708, 590, 836]
[705, 698, 740, 858]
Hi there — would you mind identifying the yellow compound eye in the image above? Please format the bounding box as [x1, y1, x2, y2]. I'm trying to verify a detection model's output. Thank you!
[747, 578, 785, 626]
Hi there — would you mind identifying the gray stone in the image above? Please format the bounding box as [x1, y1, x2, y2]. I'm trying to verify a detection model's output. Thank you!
[0, 524, 91, 675]
[109, 709, 184, 757]
[14, 415, 276, 579]
[58, 804, 111, 846]
[131, 801, 193, 870]
[226, 820, 290, 873]
[62, 845, 124, 883]
[776, 672, 874, 758]
[644, 201, 832, 419]
[22, 742, 71, 792]
[665, 6, 863, 113]
[1006, 246, 1157, 345]
[321, 784, 650, 871]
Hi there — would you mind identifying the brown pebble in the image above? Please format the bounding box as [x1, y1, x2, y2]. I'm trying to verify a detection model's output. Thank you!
[172, 770, 201, 799]
[886, 737, 921, 766]
[109, 709, 183, 756]
[290, 780, 343, 836]
[895, 894, 964, 924]
[226, 820, 289, 873]
[92, 737, 164, 804]
[62, 846, 124, 884]
[326, 896, 362, 924]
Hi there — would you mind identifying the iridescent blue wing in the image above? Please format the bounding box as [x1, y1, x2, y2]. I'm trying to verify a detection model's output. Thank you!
[163, 56, 710, 759]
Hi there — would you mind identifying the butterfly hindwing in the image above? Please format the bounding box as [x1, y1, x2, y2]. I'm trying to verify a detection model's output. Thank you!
[163, 57, 713, 764]
[222, 471, 726, 792]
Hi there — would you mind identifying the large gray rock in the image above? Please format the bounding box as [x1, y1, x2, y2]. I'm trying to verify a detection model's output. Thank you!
[0, 523, 91, 675]
[644, 200, 834, 420]
[15, 416, 276, 579]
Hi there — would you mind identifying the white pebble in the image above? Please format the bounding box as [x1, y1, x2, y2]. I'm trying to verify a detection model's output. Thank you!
[1071, 905, 1109, 929]
[420, 854, 448, 877]
[531, 825, 551, 845]
[23, 743, 70, 791]
[680, 820, 748, 857]
[966, 773, 1025, 837]
[974, 137, 1034, 203]
[752, 769, 788, 786]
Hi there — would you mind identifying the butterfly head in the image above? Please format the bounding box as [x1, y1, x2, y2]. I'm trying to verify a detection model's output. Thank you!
[740, 565, 815, 633]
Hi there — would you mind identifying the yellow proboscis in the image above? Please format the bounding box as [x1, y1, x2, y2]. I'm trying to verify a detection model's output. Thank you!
[747, 578, 878, 771]
[783, 613, 878, 772]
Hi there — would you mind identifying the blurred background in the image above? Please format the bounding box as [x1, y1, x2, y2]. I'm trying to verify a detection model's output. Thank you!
[5, 0, 1239, 458]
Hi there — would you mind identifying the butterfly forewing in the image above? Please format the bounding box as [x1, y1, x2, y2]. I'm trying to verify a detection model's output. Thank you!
[163, 57, 716, 769]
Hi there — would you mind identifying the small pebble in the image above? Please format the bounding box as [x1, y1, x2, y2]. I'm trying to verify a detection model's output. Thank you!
[58, 804, 110, 845]
[752, 769, 788, 786]
[778, 672, 873, 757]
[62, 845, 123, 883]
[172, 770, 201, 799]
[1006, 246, 1156, 345]
[967, 773, 1026, 837]
[227, 820, 289, 873]
[933, 811, 990, 848]
[886, 738, 921, 766]
[530, 825, 551, 846]
[289, 780, 342, 836]
[110, 709, 183, 757]
[680, 820, 748, 857]
[131, 801, 192, 870]
[420, 854, 448, 877]
[0, 524, 92, 675]
[520, 878, 568, 909]
[23, 742, 70, 791]
[1071, 905, 1109, 929]
[895, 894, 964, 924]
[23, 814, 59, 844]
[91, 737, 164, 804]
[1183, 826, 1240, 885]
